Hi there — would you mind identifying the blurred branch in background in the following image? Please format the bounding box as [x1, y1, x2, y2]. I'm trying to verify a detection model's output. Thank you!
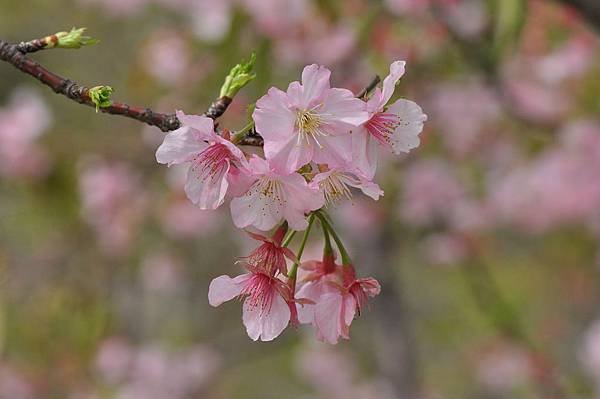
[461, 246, 567, 399]
[557, 0, 600, 31]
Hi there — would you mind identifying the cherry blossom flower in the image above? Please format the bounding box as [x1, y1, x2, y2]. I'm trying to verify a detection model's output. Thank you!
[309, 167, 383, 207]
[296, 255, 339, 325]
[353, 61, 427, 178]
[297, 261, 380, 344]
[208, 265, 293, 341]
[242, 225, 297, 275]
[252, 64, 369, 174]
[156, 110, 246, 209]
[229, 155, 324, 231]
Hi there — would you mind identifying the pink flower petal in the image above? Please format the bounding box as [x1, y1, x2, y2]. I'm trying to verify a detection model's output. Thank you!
[299, 64, 331, 108]
[351, 128, 379, 179]
[253, 87, 296, 142]
[155, 127, 206, 166]
[385, 99, 427, 154]
[184, 160, 230, 209]
[315, 292, 345, 344]
[379, 60, 406, 108]
[242, 292, 290, 341]
[208, 274, 249, 307]
[175, 110, 215, 137]
[321, 88, 369, 127]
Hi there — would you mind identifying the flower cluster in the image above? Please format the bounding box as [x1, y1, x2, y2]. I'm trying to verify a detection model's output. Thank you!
[155, 61, 426, 342]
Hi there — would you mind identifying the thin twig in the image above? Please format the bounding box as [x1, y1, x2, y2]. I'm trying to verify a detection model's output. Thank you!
[356, 75, 381, 99]
[2, 35, 381, 148]
[0, 39, 181, 132]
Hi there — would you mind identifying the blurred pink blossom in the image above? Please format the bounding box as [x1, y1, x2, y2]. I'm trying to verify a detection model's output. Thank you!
[296, 344, 358, 397]
[159, 198, 221, 239]
[189, 0, 234, 43]
[95, 340, 220, 398]
[78, 160, 147, 256]
[400, 159, 466, 227]
[476, 343, 530, 392]
[384, 0, 430, 16]
[443, 0, 488, 39]
[334, 197, 384, 238]
[428, 81, 501, 157]
[580, 319, 600, 380]
[296, 343, 396, 399]
[95, 337, 134, 385]
[0, 87, 52, 179]
[241, 0, 308, 37]
[489, 120, 600, 232]
[141, 31, 190, 86]
[141, 253, 183, 293]
[504, 78, 570, 124]
[274, 23, 356, 67]
[0, 365, 34, 399]
[78, 0, 148, 17]
[536, 36, 594, 85]
[422, 233, 468, 265]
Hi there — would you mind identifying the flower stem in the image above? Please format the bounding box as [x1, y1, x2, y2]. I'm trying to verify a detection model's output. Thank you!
[315, 211, 352, 265]
[321, 218, 333, 256]
[288, 214, 315, 280]
[282, 230, 297, 248]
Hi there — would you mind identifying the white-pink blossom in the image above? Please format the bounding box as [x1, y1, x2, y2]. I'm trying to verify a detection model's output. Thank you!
[229, 155, 324, 231]
[208, 266, 293, 341]
[353, 61, 427, 178]
[156, 111, 246, 210]
[297, 261, 380, 345]
[309, 167, 383, 207]
[253, 64, 369, 174]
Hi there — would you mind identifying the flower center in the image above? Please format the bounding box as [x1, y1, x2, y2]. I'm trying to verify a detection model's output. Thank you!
[241, 273, 275, 310]
[295, 108, 327, 148]
[320, 172, 354, 206]
[192, 143, 231, 183]
[245, 241, 287, 276]
[258, 178, 284, 201]
[365, 112, 401, 148]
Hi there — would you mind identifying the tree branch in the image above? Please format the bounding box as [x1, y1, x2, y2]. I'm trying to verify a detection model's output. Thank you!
[0, 39, 181, 132]
[1, 36, 380, 148]
[356, 75, 381, 99]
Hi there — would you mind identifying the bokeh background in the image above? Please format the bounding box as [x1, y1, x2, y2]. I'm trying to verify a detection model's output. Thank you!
[2, 0, 600, 398]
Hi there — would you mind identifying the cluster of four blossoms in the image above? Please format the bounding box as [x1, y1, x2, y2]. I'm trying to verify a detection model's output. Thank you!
[155, 61, 427, 342]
